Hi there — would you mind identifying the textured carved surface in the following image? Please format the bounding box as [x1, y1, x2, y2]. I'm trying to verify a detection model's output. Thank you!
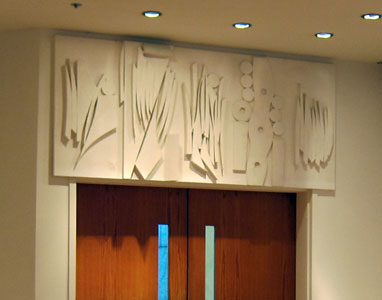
[295, 84, 334, 168]
[55, 35, 336, 189]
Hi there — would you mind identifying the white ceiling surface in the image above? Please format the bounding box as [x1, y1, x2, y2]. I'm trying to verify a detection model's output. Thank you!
[1, 0, 381, 62]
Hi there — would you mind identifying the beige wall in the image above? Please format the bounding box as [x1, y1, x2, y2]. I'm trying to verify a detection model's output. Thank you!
[0, 30, 381, 300]
[35, 30, 70, 300]
[0, 30, 40, 300]
[311, 61, 382, 300]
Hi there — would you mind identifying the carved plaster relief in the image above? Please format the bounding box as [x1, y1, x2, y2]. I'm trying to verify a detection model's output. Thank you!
[123, 45, 178, 179]
[55, 35, 335, 189]
[54, 36, 121, 178]
[233, 58, 287, 186]
[295, 84, 334, 169]
[184, 63, 225, 182]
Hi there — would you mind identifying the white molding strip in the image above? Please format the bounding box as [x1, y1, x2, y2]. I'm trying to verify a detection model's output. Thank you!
[68, 182, 77, 300]
[296, 191, 312, 300]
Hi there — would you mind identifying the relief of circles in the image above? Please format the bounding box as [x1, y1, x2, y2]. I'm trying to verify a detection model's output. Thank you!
[272, 95, 283, 109]
[240, 75, 253, 88]
[232, 100, 252, 122]
[242, 88, 255, 102]
[269, 109, 282, 122]
[240, 60, 253, 74]
[273, 121, 285, 135]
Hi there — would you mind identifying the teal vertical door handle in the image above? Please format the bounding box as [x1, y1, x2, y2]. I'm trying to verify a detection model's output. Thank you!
[205, 225, 215, 300]
[158, 224, 169, 300]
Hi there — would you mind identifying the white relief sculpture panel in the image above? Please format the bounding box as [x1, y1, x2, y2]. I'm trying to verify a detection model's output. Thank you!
[54, 36, 122, 178]
[54, 35, 335, 190]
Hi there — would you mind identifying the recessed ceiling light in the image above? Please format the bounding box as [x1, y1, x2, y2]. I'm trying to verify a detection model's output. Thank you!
[315, 32, 333, 39]
[233, 23, 251, 29]
[361, 13, 381, 20]
[71, 3, 82, 9]
[142, 11, 162, 18]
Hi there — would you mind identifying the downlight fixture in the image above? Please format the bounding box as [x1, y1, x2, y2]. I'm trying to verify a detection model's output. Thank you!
[361, 13, 381, 20]
[71, 3, 82, 8]
[142, 11, 162, 18]
[233, 22, 251, 29]
[315, 32, 333, 39]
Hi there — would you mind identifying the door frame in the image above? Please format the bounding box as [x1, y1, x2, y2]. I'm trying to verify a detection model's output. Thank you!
[67, 182, 312, 300]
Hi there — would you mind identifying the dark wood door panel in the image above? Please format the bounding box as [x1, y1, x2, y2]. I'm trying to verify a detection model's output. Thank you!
[77, 184, 187, 300]
[76, 185, 296, 300]
[188, 189, 296, 300]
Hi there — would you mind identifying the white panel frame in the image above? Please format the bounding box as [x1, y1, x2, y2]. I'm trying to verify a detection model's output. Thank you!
[296, 191, 313, 300]
[54, 35, 335, 190]
[68, 182, 77, 300]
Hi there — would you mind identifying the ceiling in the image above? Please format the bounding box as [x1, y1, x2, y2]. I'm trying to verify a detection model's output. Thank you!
[1, 0, 382, 62]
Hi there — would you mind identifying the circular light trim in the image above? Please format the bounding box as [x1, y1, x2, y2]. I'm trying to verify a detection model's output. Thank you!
[315, 32, 333, 39]
[71, 2, 82, 8]
[142, 11, 162, 18]
[362, 13, 381, 20]
[233, 22, 252, 29]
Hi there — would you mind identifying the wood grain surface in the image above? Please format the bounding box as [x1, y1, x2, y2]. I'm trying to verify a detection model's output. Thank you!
[188, 189, 296, 300]
[77, 184, 187, 300]
[77, 185, 295, 300]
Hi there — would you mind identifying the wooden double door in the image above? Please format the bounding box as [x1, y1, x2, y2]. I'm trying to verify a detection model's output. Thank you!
[77, 185, 296, 300]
